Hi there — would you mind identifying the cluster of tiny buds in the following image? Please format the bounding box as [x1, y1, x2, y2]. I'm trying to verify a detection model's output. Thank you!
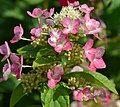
[65, 43, 84, 64]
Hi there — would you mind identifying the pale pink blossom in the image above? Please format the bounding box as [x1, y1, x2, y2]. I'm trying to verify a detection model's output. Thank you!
[10, 24, 24, 43]
[10, 53, 23, 78]
[73, 90, 84, 101]
[94, 88, 111, 103]
[83, 39, 96, 62]
[27, 8, 54, 18]
[88, 47, 106, 71]
[61, 17, 80, 34]
[42, 8, 54, 18]
[30, 26, 42, 40]
[73, 87, 93, 102]
[83, 39, 106, 72]
[48, 30, 72, 53]
[79, 4, 94, 21]
[79, 4, 94, 14]
[27, 8, 43, 18]
[0, 41, 11, 61]
[47, 66, 64, 89]
[85, 19, 102, 39]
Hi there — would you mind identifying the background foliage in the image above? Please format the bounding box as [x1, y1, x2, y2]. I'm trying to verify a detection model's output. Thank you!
[0, 0, 120, 106]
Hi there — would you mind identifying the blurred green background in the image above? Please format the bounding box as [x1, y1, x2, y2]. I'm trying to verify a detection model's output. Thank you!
[0, 0, 120, 107]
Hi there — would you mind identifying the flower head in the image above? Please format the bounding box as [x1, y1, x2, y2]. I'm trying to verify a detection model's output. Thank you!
[27, 8, 54, 19]
[10, 24, 24, 43]
[27, 8, 43, 18]
[48, 30, 72, 53]
[61, 17, 80, 34]
[0, 41, 11, 61]
[30, 26, 42, 40]
[47, 66, 64, 88]
[83, 39, 96, 62]
[89, 47, 106, 71]
[10, 53, 23, 78]
[73, 87, 93, 101]
[83, 39, 106, 72]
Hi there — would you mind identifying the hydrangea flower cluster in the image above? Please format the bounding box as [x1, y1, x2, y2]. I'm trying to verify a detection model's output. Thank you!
[0, 1, 116, 106]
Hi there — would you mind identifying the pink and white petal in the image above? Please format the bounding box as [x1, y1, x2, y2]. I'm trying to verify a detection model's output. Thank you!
[48, 37, 57, 47]
[61, 17, 71, 27]
[49, 8, 54, 17]
[62, 28, 71, 34]
[48, 79, 57, 89]
[73, 90, 84, 101]
[93, 58, 106, 69]
[83, 39, 94, 50]
[85, 48, 96, 62]
[54, 45, 63, 53]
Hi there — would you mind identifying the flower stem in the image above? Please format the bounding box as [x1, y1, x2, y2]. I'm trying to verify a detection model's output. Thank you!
[21, 38, 32, 41]
[22, 65, 32, 68]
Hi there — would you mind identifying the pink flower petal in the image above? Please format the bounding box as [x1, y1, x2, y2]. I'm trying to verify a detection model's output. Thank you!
[95, 47, 105, 59]
[61, 17, 71, 28]
[83, 39, 94, 50]
[47, 69, 53, 80]
[93, 58, 106, 69]
[85, 48, 96, 62]
[79, 4, 94, 14]
[30, 27, 42, 39]
[10, 53, 23, 78]
[2, 60, 11, 81]
[73, 90, 84, 101]
[27, 8, 42, 18]
[63, 41, 73, 51]
[0, 41, 11, 61]
[48, 79, 57, 89]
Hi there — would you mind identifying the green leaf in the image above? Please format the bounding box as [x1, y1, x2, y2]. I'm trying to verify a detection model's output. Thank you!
[17, 44, 42, 59]
[3, 8, 24, 20]
[0, 75, 20, 93]
[41, 85, 70, 107]
[65, 71, 118, 94]
[104, 0, 120, 12]
[32, 46, 56, 68]
[10, 83, 27, 107]
[24, 0, 43, 5]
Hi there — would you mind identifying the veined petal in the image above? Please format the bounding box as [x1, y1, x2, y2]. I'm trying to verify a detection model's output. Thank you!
[83, 39, 94, 50]
[48, 79, 57, 89]
[93, 58, 106, 69]
[85, 48, 96, 62]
